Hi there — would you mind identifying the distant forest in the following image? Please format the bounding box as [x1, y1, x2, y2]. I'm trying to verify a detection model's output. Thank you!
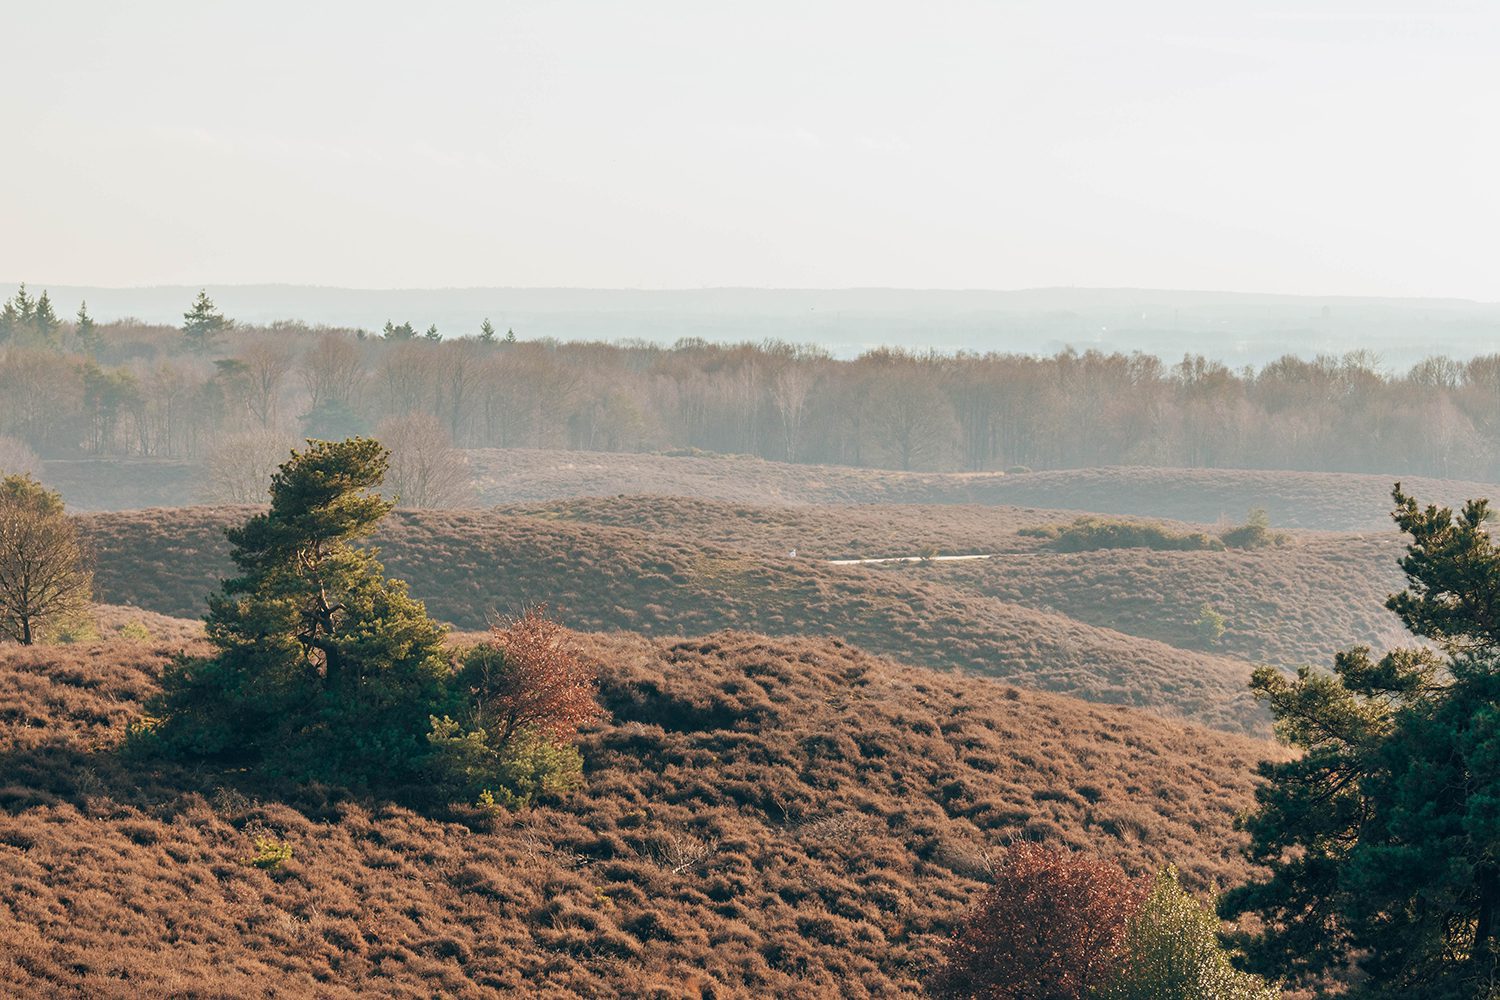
[2, 285, 1497, 479]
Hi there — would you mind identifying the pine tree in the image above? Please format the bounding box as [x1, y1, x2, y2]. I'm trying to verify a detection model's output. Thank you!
[30, 291, 59, 343]
[479, 318, 497, 344]
[75, 301, 102, 356]
[0, 285, 31, 343]
[152, 438, 449, 782]
[12, 284, 35, 322]
[424, 323, 440, 341]
[503, 327, 517, 344]
[383, 319, 416, 341]
[1223, 484, 1500, 997]
[182, 289, 230, 352]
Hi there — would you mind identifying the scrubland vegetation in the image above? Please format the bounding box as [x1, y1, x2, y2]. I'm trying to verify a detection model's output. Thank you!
[79, 503, 1266, 732]
[0, 621, 1269, 996]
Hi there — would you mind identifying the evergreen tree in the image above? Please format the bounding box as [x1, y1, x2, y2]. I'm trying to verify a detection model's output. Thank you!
[503, 327, 517, 344]
[152, 438, 449, 782]
[12, 283, 35, 323]
[182, 289, 230, 353]
[383, 319, 416, 341]
[0, 285, 33, 343]
[424, 323, 440, 341]
[31, 291, 59, 343]
[479, 318, 496, 344]
[1223, 485, 1500, 997]
[74, 301, 102, 356]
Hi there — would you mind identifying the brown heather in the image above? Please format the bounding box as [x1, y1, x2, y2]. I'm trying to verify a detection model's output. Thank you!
[497, 496, 1410, 668]
[0, 626, 1270, 998]
[79, 506, 1266, 733]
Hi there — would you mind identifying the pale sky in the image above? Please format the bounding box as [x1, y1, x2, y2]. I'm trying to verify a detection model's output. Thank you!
[6, 1, 1498, 297]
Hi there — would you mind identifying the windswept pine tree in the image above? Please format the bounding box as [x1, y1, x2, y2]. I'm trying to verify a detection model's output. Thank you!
[1224, 485, 1500, 997]
[152, 437, 450, 781]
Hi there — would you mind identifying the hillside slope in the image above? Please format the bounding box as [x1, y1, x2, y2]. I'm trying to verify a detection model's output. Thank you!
[498, 496, 1410, 667]
[471, 451, 1494, 530]
[0, 629, 1271, 998]
[894, 535, 1409, 668]
[80, 508, 1264, 732]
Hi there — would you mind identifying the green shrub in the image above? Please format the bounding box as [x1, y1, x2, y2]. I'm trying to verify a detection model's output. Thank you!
[1219, 509, 1288, 550]
[118, 620, 152, 641]
[1194, 604, 1227, 646]
[1093, 867, 1277, 1000]
[425, 608, 600, 809]
[246, 836, 293, 872]
[1045, 517, 1223, 553]
[51, 614, 100, 645]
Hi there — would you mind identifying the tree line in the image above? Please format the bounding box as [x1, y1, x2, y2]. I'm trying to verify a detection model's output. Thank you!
[3, 285, 1500, 479]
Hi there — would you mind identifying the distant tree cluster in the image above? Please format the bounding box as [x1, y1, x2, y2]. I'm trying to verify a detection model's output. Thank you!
[930, 843, 1275, 999]
[1022, 510, 1287, 553]
[4, 284, 1500, 480]
[143, 437, 598, 806]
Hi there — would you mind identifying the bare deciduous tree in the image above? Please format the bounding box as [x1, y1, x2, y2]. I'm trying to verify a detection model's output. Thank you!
[300, 331, 365, 410]
[202, 428, 297, 504]
[0, 475, 92, 644]
[377, 413, 474, 508]
[0, 435, 39, 478]
[236, 338, 295, 427]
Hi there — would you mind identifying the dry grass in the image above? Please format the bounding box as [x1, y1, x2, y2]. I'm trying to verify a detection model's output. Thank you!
[0, 629, 1273, 998]
[79, 507, 1266, 733]
[891, 534, 1410, 668]
[497, 496, 1413, 667]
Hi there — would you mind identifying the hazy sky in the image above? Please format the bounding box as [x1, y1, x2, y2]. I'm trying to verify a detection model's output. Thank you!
[6, 2, 1498, 296]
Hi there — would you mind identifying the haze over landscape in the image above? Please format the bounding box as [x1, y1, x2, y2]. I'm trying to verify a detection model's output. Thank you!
[3, 3, 1500, 998]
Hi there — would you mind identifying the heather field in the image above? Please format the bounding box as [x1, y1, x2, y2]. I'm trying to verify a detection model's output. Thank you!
[15, 460, 1476, 997]
[80, 506, 1266, 732]
[0, 625, 1270, 998]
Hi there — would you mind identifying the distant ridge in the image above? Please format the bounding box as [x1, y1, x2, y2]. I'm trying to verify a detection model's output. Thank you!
[8, 284, 1500, 364]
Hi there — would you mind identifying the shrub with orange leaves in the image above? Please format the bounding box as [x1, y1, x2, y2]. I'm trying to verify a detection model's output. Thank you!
[928, 843, 1145, 1000]
[428, 607, 604, 807]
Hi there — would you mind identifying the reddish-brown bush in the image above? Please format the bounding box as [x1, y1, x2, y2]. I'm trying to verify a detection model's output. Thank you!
[461, 606, 602, 748]
[929, 843, 1145, 1000]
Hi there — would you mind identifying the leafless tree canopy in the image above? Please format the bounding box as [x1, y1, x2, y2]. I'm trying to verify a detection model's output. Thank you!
[201, 429, 296, 504]
[377, 413, 474, 509]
